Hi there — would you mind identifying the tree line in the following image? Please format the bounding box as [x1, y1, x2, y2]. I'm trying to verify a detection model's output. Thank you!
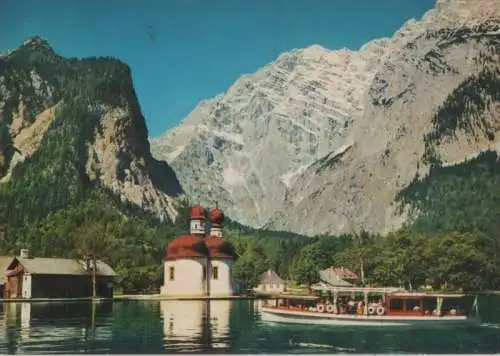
[1, 40, 499, 294]
[229, 150, 500, 293]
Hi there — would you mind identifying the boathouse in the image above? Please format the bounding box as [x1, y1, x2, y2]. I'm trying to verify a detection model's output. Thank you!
[319, 266, 359, 287]
[0, 256, 12, 297]
[255, 270, 286, 294]
[2, 249, 117, 299]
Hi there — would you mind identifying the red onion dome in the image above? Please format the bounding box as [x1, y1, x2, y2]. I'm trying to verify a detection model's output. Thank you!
[209, 208, 224, 225]
[166, 235, 209, 260]
[204, 236, 235, 259]
[190, 204, 206, 220]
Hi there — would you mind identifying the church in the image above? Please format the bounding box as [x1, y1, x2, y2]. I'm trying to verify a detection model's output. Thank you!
[160, 204, 237, 297]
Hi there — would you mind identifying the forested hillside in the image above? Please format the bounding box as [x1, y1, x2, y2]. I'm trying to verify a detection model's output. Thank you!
[283, 66, 500, 292]
[230, 145, 500, 291]
[0, 38, 310, 293]
[1, 37, 499, 294]
[0, 38, 184, 293]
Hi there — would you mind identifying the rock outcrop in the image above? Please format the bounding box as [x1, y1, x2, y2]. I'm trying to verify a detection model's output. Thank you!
[151, 0, 500, 235]
[265, 0, 500, 235]
[151, 32, 391, 227]
[0, 37, 183, 222]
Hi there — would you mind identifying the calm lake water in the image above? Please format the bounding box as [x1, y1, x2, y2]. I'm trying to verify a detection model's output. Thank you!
[1, 297, 500, 354]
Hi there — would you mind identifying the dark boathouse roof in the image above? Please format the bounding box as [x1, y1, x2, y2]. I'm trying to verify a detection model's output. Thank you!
[3, 256, 117, 277]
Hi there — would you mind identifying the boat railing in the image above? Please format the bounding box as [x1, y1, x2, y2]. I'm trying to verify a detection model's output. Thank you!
[310, 286, 404, 294]
[263, 295, 475, 318]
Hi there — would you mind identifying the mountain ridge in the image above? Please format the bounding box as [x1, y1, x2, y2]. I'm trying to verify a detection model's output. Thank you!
[151, 0, 500, 235]
[0, 37, 194, 291]
[265, 8, 500, 235]
[0, 37, 184, 223]
[150, 23, 391, 227]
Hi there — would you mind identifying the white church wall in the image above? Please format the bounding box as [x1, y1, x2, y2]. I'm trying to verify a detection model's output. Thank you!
[209, 259, 234, 296]
[162, 258, 208, 296]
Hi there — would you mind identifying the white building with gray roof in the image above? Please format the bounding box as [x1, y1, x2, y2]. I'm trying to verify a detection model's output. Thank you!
[2, 249, 117, 299]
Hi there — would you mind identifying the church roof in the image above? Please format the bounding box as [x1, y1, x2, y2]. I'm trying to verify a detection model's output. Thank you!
[166, 234, 209, 260]
[166, 205, 235, 260]
[204, 236, 235, 259]
[190, 204, 206, 220]
[209, 208, 224, 225]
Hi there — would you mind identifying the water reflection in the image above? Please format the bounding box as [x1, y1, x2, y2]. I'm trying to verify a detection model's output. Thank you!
[0, 298, 496, 353]
[159, 300, 232, 352]
[0, 301, 113, 354]
[210, 300, 231, 348]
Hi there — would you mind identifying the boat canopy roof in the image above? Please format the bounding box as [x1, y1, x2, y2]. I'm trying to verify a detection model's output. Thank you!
[276, 295, 319, 301]
[390, 292, 468, 298]
[311, 285, 403, 294]
[311, 284, 471, 298]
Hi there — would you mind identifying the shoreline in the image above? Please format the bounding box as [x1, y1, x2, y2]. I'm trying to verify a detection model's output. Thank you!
[113, 294, 256, 301]
[1, 290, 499, 303]
[0, 297, 107, 303]
[0, 294, 258, 303]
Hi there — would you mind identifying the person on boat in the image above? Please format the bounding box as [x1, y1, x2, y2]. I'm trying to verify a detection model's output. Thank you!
[347, 300, 356, 314]
[336, 298, 343, 313]
[357, 300, 364, 314]
[337, 301, 345, 314]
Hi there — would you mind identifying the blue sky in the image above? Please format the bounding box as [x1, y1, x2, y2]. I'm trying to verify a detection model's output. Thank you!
[1, 0, 435, 136]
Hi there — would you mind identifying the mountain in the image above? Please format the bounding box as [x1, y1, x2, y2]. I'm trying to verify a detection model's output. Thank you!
[150, 40, 390, 228]
[0, 37, 189, 290]
[265, 0, 500, 235]
[151, 0, 500, 235]
[0, 37, 183, 224]
[0, 38, 315, 293]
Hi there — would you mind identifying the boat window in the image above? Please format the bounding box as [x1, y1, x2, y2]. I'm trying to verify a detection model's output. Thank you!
[406, 299, 421, 311]
[390, 299, 403, 310]
[422, 298, 437, 313]
[442, 297, 469, 313]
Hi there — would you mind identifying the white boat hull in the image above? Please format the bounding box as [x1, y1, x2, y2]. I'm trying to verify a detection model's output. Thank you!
[260, 307, 481, 327]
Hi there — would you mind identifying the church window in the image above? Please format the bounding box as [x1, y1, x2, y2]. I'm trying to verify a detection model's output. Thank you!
[169, 267, 175, 281]
[213, 266, 219, 280]
[203, 266, 207, 280]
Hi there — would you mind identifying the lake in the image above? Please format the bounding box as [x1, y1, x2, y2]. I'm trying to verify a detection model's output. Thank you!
[1, 296, 500, 354]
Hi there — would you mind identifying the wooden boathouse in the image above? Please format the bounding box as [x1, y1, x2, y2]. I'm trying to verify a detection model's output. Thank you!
[2, 249, 117, 299]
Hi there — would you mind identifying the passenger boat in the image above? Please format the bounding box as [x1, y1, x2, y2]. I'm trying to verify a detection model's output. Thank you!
[259, 285, 480, 327]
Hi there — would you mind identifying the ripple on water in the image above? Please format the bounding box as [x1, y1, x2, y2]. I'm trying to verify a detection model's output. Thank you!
[0, 299, 499, 353]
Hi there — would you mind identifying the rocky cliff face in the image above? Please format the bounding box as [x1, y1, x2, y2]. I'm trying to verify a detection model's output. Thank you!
[151, 0, 500, 234]
[0, 37, 183, 222]
[150, 33, 391, 227]
[265, 0, 500, 235]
